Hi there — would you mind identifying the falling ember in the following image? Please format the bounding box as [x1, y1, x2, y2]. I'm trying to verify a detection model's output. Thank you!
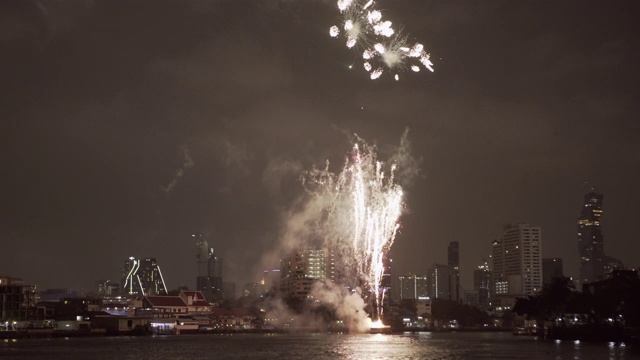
[301, 136, 404, 325]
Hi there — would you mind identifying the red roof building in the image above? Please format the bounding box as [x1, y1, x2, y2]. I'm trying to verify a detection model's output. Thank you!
[138, 296, 188, 318]
[179, 290, 213, 314]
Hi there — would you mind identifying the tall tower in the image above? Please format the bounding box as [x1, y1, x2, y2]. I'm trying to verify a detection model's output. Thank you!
[427, 264, 458, 301]
[121, 257, 167, 296]
[491, 224, 542, 296]
[447, 241, 460, 302]
[577, 191, 623, 284]
[194, 233, 222, 303]
[473, 258, 491, 304]
[577, 192, 605, 284]
[447, 241, 459, 269]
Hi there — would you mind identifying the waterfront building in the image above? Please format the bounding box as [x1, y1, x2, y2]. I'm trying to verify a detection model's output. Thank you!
[447, 241, 461, 302]
[399, 274, 429, 300]
[491, 224, 542, 296]
[279, 249, 323, 300]
[178, 290, 212, 314]
[137, 296, 188, 318]
[96, 279, 119, 296]
[426, 264, 458, 301]
[261, 269, 281, 294]
[473, 258, 491, 304]
[279, 249, 331, 300]
[577, 192, 624, 284]
[121, 257, 168, 296]
[0, 276, 33, 321]
[195, 233, 223, 303]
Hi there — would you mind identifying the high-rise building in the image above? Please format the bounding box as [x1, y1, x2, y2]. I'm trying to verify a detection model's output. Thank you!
[195, 233, 223, 303]
[279, 249, 331, 300]
[381, 256, 392, 305]
[542, 258, 564, 285]
[473, 258, 491, 304]
[121, 257, 168, 296]
[578, 192, 604, 284]
[447, 241, 460, 302]
[95, 279, 119, 296]
[448, 241, 459, 269]
[261, 269, 281, 294]
[399, 274, 428, 300]
[491, 224, 542, 296]
[427, 264, 458, 301]
[577, 192, 623, 284]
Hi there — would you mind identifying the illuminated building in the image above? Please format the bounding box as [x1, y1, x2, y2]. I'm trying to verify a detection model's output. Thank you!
[95, 280, 119, 296]
[399, 274, 428, 300]
[542, 258, 564, 285]
[491, 224, 542, 296]
[427, 264, 458, 301]
[380, 256, 392, 305]
[261, 269, 281, 294]
[279, 249, 330, 300]
[577, 192, 624, 284]
[447, 241, 460, 302]
[121, 257, 168, 296]
[473, 258, 491, 304]
[194, 233, 223, 303]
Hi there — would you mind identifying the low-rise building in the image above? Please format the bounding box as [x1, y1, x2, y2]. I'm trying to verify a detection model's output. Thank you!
[137, 296, 188, 318]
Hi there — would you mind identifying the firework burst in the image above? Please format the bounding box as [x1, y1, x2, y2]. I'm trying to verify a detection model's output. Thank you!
[301, 135, 403, 322]
[329, 0, 434, 80]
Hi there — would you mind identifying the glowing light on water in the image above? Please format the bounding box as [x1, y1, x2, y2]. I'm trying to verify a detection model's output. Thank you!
[329, 0, 435, 80]
[370, 319, 387, 329]
[302, 136, 403, 323]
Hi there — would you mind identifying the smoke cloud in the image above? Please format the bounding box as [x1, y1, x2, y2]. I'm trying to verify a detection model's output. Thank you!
[161, 145, 194, 193]
[262, 130, 419, 332]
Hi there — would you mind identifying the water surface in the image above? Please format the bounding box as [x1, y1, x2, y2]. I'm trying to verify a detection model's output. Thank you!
[1, 331, 635, 359]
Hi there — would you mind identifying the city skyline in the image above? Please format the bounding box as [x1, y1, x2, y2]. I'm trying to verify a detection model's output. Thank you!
[1, 1, 639, 293]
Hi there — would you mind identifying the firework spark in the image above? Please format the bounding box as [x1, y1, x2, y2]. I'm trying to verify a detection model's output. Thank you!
[301, 136, 403, 323]
[329, 0, 434, 80]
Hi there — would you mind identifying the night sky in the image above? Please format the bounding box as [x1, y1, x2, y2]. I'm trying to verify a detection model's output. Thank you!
[2, 0, 639, 293]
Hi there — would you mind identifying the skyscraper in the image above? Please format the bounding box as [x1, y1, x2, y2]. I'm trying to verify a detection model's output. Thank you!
[279, 249, 331, 300]
[577, 192, 623, 284]
[473, 258, 491, 304]
[491, 224, 542, 296]
[542, 257, 563, 285]
[427, 264, 458, 301]
[448, 241, 459, 269]
[121, 257, 168, 296]
[399, 274, 428, 300]
[195, 234, 222, 303]
[447, 241, 460, 302]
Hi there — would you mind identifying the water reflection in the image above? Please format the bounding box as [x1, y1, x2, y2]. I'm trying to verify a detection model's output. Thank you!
[0, 332, 634, 360]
